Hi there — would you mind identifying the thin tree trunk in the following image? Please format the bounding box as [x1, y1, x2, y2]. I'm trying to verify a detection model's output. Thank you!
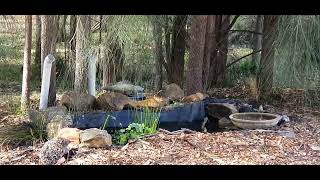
[70, 15, 77, 63]
[152, 18, 164, 91]
[164, 16, 171, 65]
[257, 15, 279, 101]
[168, 15, 187, 87]
[252, 15, 263, 64]
[186, 15, 207, 95]
[208, 15, 230, 88]
[21, 15, 32, 112]
[58, 15, 67, 42]
[34, 15, 41, 78]
[74, 15, 91, 92]
[202, 15, 215, 91]
[41, 15, 59, 107]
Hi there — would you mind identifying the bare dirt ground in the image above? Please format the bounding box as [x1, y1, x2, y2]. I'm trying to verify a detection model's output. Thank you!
[1, 84, 320, 165]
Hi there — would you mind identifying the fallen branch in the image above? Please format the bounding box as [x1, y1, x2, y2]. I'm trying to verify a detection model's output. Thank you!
[229, 29, 263, 35]
[245, 129, 295, 138]
[158, 128, 197, 135]
[226, 49, 262, 68]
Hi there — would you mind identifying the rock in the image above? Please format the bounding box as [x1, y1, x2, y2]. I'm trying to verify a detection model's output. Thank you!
[207, 103, 238, 120]
[60, 91, 96, 112]
[129, 96, 169, 109]
[238, 104, 254, 113]
[46, 115, 73, 140]
[79, 128, 112, 148]
[160, 83, 184, 101]
[182, 92, 208, 103]
[57, 128, 81, 146]
[102, 80, 144, 96]
[310, 144, 320, 151]
[96, 92, 133, 111]
[39, 138, 70, 165]
[28, 106, 68, 123]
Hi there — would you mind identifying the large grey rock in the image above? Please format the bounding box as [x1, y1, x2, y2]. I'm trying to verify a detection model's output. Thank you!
[160, 83, 184, 101]
[207, 103, 238, 129]
[95, 91, 133, 111]
[60, 91, 96, 112]
[46, 114, 73, 140]
[102, 80, 144, 96]
[79, 128, 112, 148]
[39, 137, 70, 165]
[207, 103, 238, 119]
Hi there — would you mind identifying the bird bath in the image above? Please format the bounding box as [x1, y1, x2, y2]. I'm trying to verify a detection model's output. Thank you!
[229, 112, 281, 129]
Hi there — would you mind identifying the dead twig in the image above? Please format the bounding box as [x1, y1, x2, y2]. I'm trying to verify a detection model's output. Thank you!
[158, 128, 197, 135]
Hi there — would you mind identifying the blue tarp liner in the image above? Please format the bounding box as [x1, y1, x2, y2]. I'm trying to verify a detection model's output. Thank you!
[71, 98, 254, 131]
[72, 101, 206, 131]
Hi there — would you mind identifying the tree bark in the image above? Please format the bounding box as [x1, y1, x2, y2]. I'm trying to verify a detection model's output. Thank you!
[69, 15, 77, 64]
[257, 15, 279, 101]
[252, 15, 263, 64]
[34, 15, 41, 79]
[202, 15, 215, 91]
[21, 15, 32, 112]
[41, 15, 59, 107]
[58, 15, 67, 43]
[152, 18, 164, 91]
[208, 15, 230, 88]
[74, 15, 91, 92]
[186, 15, 207, 95]
[168, 15, 187, 87]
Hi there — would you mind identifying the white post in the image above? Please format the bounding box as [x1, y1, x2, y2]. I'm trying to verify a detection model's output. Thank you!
[39, 54, 55, 110]
[88, 53, 97, 96]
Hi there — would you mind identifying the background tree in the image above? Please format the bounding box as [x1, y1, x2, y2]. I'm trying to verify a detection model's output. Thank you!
[186, 15, 207, 95]
[74, 15, 91, 92]
[34, 15, 41, 79]
[21, 15, 32, 112]
[151, 17, 164, 91]
[257, 15, 279, 101]
[252, 15, 263, 65]
[41, 15, 60, 106]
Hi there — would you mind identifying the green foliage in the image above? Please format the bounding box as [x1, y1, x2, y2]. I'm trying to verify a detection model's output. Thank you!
[274, 15, 320, 106]
[113, 107, 161, 145]
[225, 48, 256, 87]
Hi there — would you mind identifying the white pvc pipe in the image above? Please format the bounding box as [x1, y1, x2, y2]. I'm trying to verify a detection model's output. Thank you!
[88, 53, 97, 96]
[39, 54, 55, 110]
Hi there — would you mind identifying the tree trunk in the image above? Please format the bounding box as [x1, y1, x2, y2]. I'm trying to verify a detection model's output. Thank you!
[34, 15, 41, 78]
[202, 15, 215, 91]
[41, 15, 59, 107]
[114, 42, 124, 82]
[168, 15, 187, 87]
[152, 19, 164, 91]
[257, 15, 279, 101]
[186, 15, 207, 95]
[252, 15, 263, 64]
[21, 15, 32, 112]
[74, 15, 91, 92]
[208, 15, 230, 88]
[69, 15, 77, 63]
[58, 15, 67, 43]
[164, 16, 171, 65]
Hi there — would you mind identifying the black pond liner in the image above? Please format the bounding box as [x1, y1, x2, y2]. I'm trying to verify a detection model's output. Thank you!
[72, 101, 206, 131]
[71, 97, 252, 131]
